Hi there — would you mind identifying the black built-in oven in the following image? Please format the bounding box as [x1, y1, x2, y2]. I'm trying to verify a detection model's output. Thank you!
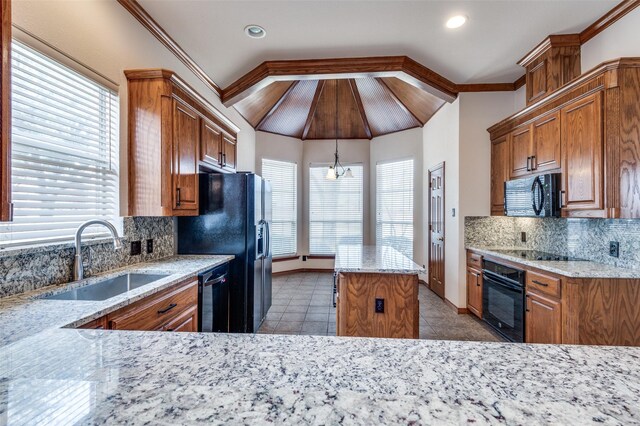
[482, 260, 525, 342]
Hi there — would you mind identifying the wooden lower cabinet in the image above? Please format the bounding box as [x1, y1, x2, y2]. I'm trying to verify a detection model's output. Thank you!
[525, 291, 562, 344]
[466, 267, 482, 318]
[336, 272, 419, 339]
[78, 279, 198, 333]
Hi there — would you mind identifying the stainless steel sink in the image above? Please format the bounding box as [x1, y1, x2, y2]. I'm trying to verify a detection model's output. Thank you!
[44, 273, 170, 301]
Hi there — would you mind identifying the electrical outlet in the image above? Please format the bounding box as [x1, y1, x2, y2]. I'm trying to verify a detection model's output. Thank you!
[130, 240, 141, 256]
[609, 241, 620, 258]
[375, 298, 385, 313]
[146, 239, 153, 254]
[302, 255, 307, 261]
[521, 232, 527, 243]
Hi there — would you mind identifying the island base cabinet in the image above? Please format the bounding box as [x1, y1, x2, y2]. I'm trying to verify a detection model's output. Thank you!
[336, 273, 419, 339]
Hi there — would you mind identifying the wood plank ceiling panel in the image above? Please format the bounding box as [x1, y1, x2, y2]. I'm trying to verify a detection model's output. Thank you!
[306, 80, 368, 140]
[355, 78, 421, 137]
[258, 79, 318, 138]
[379, 77, 446, 124]
[234, 81, 294, 127]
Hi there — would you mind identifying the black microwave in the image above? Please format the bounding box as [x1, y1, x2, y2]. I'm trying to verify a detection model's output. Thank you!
[504, 173, 561, 217]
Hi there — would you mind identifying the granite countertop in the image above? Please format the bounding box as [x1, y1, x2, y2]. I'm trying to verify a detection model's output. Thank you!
[0, 255, 234, 347]
[467, 246, 640, 279]
[334, 245, 425, 274]
[1, 254, 640, 424]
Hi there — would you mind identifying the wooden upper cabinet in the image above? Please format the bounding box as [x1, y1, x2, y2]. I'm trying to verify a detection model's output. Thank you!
[222, 133, 237, 170]
[126, 69, 239, 216]
[200, 119, 222, 167]
[561, 91, 603, 214]
[519, 35, 581, 106]
[525, 291, 562, 344]
[0, 0, 12, 221]
[509, 125, 533, 178]
[171, 99, 199, 211]
[490, 136, 508, 215]
[532, 111, 561, 173]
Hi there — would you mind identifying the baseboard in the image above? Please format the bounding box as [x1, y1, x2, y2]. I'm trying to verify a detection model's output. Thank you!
[272, 268, 333, 277]
[418, 279, 428, 287]
[444, 297, 469, 314]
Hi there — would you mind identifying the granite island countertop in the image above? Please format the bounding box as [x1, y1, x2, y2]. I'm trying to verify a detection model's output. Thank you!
[1, 254, 640, 424]
[334, 245, 425, 274]
[467, 245, 640, 278]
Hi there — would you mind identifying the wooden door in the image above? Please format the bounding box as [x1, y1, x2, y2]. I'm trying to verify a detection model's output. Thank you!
[525, 291, 562, 344]
[560, 92, 603, 212]
[222, 133, 237, 170]
[200, 119, 222, 167]
[490, 136, 509, 215]
[466, 267, 482, 318]
[532, 111, 561, 172]
[510, 125, 533, 178]
[0, 0, 12, 221]
[172, 99, 200, 212]
[428, 162, 445, 299]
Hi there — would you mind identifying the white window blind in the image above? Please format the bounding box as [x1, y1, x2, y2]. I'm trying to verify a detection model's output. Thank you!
[262, 159, 297, 257]
[376, 159, 414, 259]
[0, 41, 119, 248]
[309, 164, 363, 255]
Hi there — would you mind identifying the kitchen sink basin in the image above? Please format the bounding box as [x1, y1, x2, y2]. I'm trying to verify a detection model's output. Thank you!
[44, 273, 170, 301]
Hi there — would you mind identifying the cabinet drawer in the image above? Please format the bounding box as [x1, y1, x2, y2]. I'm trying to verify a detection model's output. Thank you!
[467, 251, 483, 269]
[109, 280, 198, 331]
[162, 305, 197, 332]
[526, 270, 560, 298]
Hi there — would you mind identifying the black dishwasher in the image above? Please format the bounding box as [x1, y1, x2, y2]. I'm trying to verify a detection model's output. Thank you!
[198, 262, 230, 332]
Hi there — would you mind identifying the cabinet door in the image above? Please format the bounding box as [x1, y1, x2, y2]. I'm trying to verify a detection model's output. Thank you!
[222, 134, 237, 171]
[561, 92, 603, 212]
[525, 291, 561, 344]
[172, 99, 200, 212]
[491, 136, 509, 215]
[0, 0, 12, 221]
[510, 125, 533, 178]
[532, 111, 561, 172]
[162, 306, 197, 332]
[200, 119, 222, 167]
[466, 267, 482, 318]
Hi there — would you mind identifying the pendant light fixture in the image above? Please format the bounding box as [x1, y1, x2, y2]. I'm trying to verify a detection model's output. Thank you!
[326, 81, 353, 181]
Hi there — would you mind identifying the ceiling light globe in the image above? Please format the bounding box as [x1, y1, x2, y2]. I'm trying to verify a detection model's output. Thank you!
[446, 15, 467, 29]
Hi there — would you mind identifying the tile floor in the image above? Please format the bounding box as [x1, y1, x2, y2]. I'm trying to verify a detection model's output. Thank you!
[258, 272, 503, 342]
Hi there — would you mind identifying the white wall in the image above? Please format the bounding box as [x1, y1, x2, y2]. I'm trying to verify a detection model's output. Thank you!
[12, 0, 256, 216]
[370, 128, 424, 271]
[581, 7, 640, 71]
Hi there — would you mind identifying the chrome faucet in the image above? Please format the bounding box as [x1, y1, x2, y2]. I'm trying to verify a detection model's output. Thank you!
[74, 219, 123, 281]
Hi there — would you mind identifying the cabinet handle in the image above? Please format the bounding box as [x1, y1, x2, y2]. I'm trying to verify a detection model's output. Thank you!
[532, 279, 549, 287]
[166, 328, 174, 332]
[560, 190, 566, 208]
[222, 153, 227, 166]
[526, 156, 531, 171]
[158, 303, 177, 314]
[218, 151, 223, 164]
[531, 155, 536, 170]
[176, 188, 181, 206]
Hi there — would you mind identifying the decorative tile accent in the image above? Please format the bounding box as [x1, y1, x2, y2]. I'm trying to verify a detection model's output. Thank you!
[465, 216, 640, 270]
[0, 217, 175, 298]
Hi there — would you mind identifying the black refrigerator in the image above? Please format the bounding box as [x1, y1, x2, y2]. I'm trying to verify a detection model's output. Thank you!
[177, 173, 272, 333]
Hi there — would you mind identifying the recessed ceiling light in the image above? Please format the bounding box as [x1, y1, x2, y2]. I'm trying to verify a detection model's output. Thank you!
[446, 15, 467, 29]
[244, 25, 266, 39]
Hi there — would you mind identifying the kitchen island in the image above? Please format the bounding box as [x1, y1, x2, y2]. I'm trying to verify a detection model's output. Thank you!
[334, 245, 425, 339]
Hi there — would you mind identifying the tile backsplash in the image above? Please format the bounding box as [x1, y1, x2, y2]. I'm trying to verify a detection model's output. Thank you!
[0, 217, 175, 298]
[465, 216, 640, 270]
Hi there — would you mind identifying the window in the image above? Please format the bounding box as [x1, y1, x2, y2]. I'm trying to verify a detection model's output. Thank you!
[376, 159, 414, 259]
[262, 159, 297, 257]
[309, 164, 363, 255]
[0, 41, 119, 248]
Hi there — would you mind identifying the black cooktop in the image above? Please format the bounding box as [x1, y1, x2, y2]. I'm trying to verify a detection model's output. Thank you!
[492, 249, 583, 261]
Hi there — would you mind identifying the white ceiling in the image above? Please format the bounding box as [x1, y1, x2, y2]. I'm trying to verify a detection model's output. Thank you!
[138, 0, 617, 88]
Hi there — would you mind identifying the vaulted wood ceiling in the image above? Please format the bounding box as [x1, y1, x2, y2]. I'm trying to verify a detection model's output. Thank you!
[233, 77, 446, 140]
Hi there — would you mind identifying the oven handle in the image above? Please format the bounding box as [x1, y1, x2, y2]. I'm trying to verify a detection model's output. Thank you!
[482, 270, 523, 292]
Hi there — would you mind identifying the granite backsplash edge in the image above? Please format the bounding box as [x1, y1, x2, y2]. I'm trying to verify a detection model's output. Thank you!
[465, 216, 640, 270]
[0, 217, 175, 298]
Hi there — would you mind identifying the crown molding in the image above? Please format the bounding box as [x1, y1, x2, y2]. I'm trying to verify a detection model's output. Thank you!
[579, 0, 640, 44]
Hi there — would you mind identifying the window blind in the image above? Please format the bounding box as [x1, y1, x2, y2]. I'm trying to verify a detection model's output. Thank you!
[376, 159, 414, 259]
[262, 159, 297, 257]
[0, 41, 119, 248]
[309, 164, 363, 255]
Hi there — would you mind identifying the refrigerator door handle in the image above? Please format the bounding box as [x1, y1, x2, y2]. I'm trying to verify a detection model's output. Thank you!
[264, 221, 270, 258]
